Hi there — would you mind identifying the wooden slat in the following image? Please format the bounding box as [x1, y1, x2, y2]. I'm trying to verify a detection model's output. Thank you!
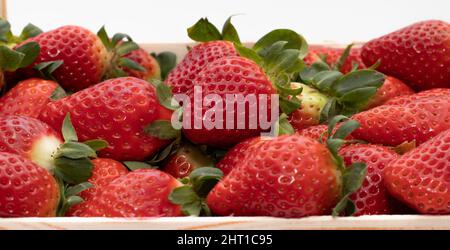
[1, 215, 449, 230]
[0, 0, 6, 19]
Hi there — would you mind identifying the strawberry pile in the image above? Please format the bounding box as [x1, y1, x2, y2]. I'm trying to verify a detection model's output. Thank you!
[0, 17, 448, 218]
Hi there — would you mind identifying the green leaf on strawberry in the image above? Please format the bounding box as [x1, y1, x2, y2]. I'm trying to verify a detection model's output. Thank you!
[169, 167, 223, 216]
[151, 51, 177, 80]
[52, 113, 109, 184]
[97, 26, 145, 79]
[145, 120, 180, 140]
[187, 16, 241, 44]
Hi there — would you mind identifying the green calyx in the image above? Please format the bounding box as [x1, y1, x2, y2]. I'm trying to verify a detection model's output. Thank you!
[187, 16, 241, 44]
[169, 167, 223, 216]
[52, 113, 108, 185]
[55, 179, 93, 217]
[299, 44, 385, 123]
[97, 26, 145, 79]
[235, 29, 308, 115]
[0, 19, 42, 72]
[0, 18, 42, 45]
[150, 51, 177, 81]
[123, 137, 182, 170]
[324, 115, 367, 217]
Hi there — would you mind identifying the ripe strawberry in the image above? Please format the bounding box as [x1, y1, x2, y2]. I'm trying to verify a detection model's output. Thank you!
[15, 26, 108, 91]
[339, 144, 408, 215]
[15, 26, 144, 92]
[166, 40, 237, 94]
[0, 115, 106, 185]
[163, 143, 214, 178]
[297, 124, 329, 141]
[39, 77, 174, 161]
[0, 152, 59, 217]
[182, 56, 277, 148]
[288, 82, 329, 131]
[67, 158, 128, 216]
[207, 130, 365, 217]
[122, 47, 161, 81]
[0, 115, 62, 170]
[352, 97, 450, 146]
[361, 20, 450, 90]
[304, 45, 365, 73]
[385, 88, 450, 106]
[384, 129, 450, 214]
[79, 169, 182, 217]
[365, 76, 414, 109]
[215, 137, 266, 176]
[0, 78, 64, 118]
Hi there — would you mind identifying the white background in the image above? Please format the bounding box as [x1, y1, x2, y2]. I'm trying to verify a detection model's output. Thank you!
[6, 0, 450, 44]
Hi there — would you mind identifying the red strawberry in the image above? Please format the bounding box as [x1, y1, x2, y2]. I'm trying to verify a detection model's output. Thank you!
[79, 169, 182, 217]
[0, 78, 63, 118]
[361, 20, 450, 90]
[304, 45, 366, 73]
[16, 26, 108, 91]
[384, 129, 450, 214]
[0, 115, 62, 170]
[0, 152, 59, 217]
[339, 144, 408, 215]
[0, 115, 105, 185]
[182, 56, 276, 148]
[352, 97, 450, 146]
[67, 158, 128, 216]
[297, 124, 329, 140]
[207, 135, 344, 217]
[385, 88, 450, 106]
[15, 26, 144, 92]
[39, 77, 174, 161]
[166, 40, 237, 94]
[365, 76, 414, 109]
[163, 143, 214, 178]
[288, 82, 329, 131]
[215, 137, 266, 176]
[123, 47, 161, 81]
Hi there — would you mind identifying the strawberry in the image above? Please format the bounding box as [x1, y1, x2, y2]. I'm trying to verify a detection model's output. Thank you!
[167, 41, 237, 94]
[67, 158, 128, 216]
[297, 124, 329, 141]
[365, 76, 414, 109]
[14, 26, 144, 92]
[163, 143, 214, 178]
[352, 97, 450, 146]
[182, 55, 277, 148]
[0, 152, 59, 217]
[215, 137, 266, 176]
[304, 45, 365, 73]
[288, 82, 329, 131]
[123, 47, 161, 81]
[385, 88, 450, 106]
[0, 115, 106, 185]
[0, 78, 64, 118]
[339, 144, 409, 215]
[39, 77, 174, 161]
[384, 129, 450, 214]
[165, 17, 243, 95]
[79, 169, 182, 217]
[361, 20, 450, 90]
[206, 117, 367, 217]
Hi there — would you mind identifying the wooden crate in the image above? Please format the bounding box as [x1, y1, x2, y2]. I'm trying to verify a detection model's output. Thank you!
[1, 1, 449, 230]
